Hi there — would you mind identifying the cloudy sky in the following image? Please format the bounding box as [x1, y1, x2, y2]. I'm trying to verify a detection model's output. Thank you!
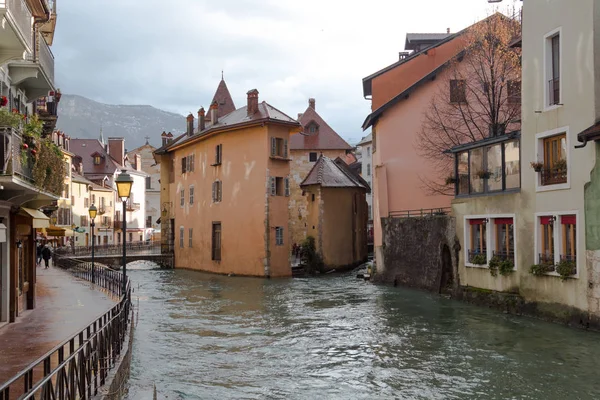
[53, 0, 521, 144]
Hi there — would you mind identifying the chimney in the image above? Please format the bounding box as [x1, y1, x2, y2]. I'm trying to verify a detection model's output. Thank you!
[108, 137, 125, 166]
[297, 113, 303, 121]
[210, 101, 219, 124]
[167, 132, 173, 143]
[447, 27, 450, 34]
[247, 89, 259, 116]
[198, 107, 206, 131]
[308, 98, 315, 110]
[399, 51, 409, 60]
[161, 131, 167, 147]
[135, 154, 142, 171]
[186, 113, 194, 137]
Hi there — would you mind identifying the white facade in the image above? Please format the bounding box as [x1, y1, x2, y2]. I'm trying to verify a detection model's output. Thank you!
[114, 169, 148, 243]
[90, 186, 115, 246]
[357, 133, 373, 230]
[127, 144, 160, 242]
[71, 175, 92, 246]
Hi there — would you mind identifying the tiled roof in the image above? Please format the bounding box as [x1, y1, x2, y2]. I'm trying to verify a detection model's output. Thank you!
[300, 155, 368, 190]
[71, 173, 113, 192]
[162, 101, 300, 151]
[290, 104, 352, 150]
[208, 79, 236, 119]
[70, 139, 121, 176]
[357, 133, 372, 146]
[405, 33, 452, 50]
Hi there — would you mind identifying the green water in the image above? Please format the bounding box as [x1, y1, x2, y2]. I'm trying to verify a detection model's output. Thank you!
[125, 265, 600, 399]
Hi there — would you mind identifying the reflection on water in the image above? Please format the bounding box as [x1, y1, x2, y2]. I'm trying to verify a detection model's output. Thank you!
[125, 268, 600, 400]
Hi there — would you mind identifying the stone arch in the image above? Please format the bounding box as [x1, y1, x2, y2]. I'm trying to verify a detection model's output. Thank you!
[439, 243, 453, 294]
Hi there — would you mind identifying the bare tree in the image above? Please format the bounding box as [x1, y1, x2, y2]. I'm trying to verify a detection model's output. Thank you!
[416, 13, 522, 195]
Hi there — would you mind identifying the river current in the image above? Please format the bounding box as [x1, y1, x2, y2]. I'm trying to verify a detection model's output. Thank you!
[124, 262, 600, 399]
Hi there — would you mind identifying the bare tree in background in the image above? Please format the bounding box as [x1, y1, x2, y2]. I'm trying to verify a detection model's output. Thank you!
[416, 13, 521, 196]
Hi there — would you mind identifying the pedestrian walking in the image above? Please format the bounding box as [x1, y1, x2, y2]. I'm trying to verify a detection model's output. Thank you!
[36, 242, 43, 266]
[42, 244, 52, 269]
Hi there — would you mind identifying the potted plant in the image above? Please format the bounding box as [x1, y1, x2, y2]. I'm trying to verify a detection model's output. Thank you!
[555, 259, 576, 280]
[554, 158, 567, 172]
[529, 263, 555, 276]
[0, 108, 22, 128]
[498, 258, 515, 276]
[477, 170, 492, 179]
[471, 253, 487, 265]
[488, 255, 500, 276]
[530, 161, 544, 172]
[445, 176, 457, 185]
[0, 96, 7, 107]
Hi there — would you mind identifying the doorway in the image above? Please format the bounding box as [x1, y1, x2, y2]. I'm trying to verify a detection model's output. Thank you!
[439, 244, 453, 294]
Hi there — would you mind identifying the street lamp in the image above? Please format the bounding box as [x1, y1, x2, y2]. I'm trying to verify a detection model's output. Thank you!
[88, 204, 97, 284]
[115, 171, 133, 296]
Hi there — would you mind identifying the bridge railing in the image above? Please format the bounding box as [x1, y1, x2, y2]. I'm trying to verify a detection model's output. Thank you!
[0, 258, 132, 400]
[55, 241, 167, 257]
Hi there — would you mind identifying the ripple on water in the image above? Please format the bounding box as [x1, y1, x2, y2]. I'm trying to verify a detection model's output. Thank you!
[125, 270, 600, 400]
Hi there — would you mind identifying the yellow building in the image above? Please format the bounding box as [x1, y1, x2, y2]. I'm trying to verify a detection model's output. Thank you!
[300, 156, 369, 268]
[155, 88, 301, 277]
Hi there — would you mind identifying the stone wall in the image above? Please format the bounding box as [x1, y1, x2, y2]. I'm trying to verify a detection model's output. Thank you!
[375, 215, 459, 294]
[289, 149, 349, 246]
[584, 142, 600, 319]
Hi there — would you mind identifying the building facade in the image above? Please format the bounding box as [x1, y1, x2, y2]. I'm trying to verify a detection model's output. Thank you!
[156, 89, 302, 277]
[289, 98, 353, 246]
[357, 133, 373, 243]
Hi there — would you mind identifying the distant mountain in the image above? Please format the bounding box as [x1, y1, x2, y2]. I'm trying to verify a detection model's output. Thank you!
[56, 94, 186, 150]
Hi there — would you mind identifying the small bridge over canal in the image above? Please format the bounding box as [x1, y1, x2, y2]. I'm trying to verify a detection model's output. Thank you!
[54, 242, 174, 269]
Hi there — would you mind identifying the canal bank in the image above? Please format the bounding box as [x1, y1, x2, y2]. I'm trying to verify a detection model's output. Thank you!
[125, 267, 600, 399]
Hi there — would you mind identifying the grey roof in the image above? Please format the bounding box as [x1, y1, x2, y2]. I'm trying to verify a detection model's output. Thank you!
[405, 33, 452, 42]
[357, 133, 372, 146]
[300, 156, 368, 190]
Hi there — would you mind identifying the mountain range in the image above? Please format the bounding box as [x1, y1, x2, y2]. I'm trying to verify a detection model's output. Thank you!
[56, 94, 187, 150]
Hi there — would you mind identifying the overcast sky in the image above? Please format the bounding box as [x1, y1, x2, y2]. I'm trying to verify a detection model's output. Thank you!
[53, 0, 521, 144]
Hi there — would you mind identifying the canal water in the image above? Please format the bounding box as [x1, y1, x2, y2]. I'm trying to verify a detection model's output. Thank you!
[125, 262, 600, 399]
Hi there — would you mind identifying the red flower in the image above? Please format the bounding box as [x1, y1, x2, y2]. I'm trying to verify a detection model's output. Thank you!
[31, 149, 37, 155]
[0, 96, 7, 107]
[21, 114, 26, 120]
[22, 143, 28, 149]
[11, 108, 18, 114]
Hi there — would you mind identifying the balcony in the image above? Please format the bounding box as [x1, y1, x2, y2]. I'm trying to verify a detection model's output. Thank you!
[540, 165, 567, 186]
[468, 249, 487, 265]
[549, 77, 560, 106]
[0, 125, 58, 206]
[0, 0, 33, 63]
[8, 32, 55, 101]
[114, 220, 122, 230]
[98, 206, 106, 215]
[126, 201, 140, 211]
[36, 93, 59, 135]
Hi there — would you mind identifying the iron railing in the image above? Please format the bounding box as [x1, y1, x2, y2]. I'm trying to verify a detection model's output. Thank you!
[56, 241, 165, 257]
[549, 77, 560, 106]
[389, 207, 452, 218]
[0, 259, 131, 400]
[126, 201, 140, 211]
[540, 166, 567, 186]
[538, 253, 555, 267]
[0, 0, 33, 51]
[468, 249, 487, 264]
[37, 32, 54, 84]
[492, 250, 514, 261]
[0, 126, 34, 182]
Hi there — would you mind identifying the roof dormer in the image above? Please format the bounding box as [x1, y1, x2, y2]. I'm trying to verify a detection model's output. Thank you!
[90, 151, 105, 165]
[306, 121, 319, 135]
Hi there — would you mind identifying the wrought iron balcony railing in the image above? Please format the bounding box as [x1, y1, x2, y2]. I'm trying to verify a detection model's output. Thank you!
[540, 166, 567, 186]
[538, 253, 555, 268]
[492, 250, 515, 261]
[549, 77, 560, 106]
[0, 126, 34, 182]
[468, 249, 487, 264]
[0, 0, 33, 51]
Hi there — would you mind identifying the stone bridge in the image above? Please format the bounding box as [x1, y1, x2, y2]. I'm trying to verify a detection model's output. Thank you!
[54, 243, 174, 269]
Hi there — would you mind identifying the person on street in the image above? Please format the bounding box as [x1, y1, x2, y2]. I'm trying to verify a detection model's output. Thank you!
[36, 242, 43, 266]
[41, 244, 52, 269]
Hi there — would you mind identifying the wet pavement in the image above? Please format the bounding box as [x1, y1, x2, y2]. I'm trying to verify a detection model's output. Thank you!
[0, 262, 117, 385]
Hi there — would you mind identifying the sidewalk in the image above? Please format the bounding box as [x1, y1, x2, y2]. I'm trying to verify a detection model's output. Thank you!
[0, 262, 117, 385]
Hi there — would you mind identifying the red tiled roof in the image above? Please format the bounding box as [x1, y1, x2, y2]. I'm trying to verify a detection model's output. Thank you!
[301, 155, 368, 190]
[208, 79, 236, 119]
[290, 104, 352, 150]
[70, 139, 121, 176]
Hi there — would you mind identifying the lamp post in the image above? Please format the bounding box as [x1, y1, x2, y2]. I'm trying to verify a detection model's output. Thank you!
[115, 171, 133, 296]
[88, 204, 97, 284]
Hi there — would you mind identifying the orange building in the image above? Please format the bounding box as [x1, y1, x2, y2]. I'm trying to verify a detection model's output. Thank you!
[155, 87, 302, 277]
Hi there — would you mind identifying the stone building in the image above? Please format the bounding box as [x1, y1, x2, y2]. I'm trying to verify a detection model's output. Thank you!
[300, 156, 369, 268]
[289, 98, 353, 246]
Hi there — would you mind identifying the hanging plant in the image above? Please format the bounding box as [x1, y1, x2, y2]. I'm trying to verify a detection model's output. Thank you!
[0, 96, 7, 107]
[23, 114, 43, 138]
[555, 259, 576, 280]
[530, 161, 543, 172]
[477, 170, 492, 179]
[32, 139, 65, 196]
[0, 108, 22, 128]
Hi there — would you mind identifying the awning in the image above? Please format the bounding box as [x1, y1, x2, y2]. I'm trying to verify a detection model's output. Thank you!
[19, 208, 50, 228]
[46, 225, 66, 237]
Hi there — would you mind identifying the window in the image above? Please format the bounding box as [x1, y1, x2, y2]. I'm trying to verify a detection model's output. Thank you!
[309, 152, 317, 162]
[537, 214, 577, 271]
[311, 193, 315, 202]
[309, 125, 316, 133]
[541, 133, 567, 186]
[180, 188, 185, 207]
[271, 177, 289, 196]
[275, 227, 284, 245]
[454, 139, 520, 196]
[450, 79, 467, 103]
[368, 205, 372, 219]
[117, 233, 121, 243]
[181, 155, 195, 173]
[129, 232, 132, 242]
[367, 147, 371, 156]
[212, 181, 222, 203]
[139, 234, 143, 242]
[270, 137, 288, 158]
[547, 33, 560, 106]
[212, 222, 222, 261]
[63, 184, 69, 198]
[189, 228, 193, 247]
[180, 227, 184, 248]
[91, 194, 96, 205]
[467, 219, 487, 264]
[215, 144, 222, 165]
[84, 197, 89, 208]
[493, 218, 514, 263]
[146, 216, 152, 228]
[104, 216, 111, 226]
[93, 156, 101, 165]
[80, 215, 88, 226]
[146, 176, 151, 189]
[64, 161, 69, 177]
[507, 80, 521, 104]
[367, 164, 371, 176]
[189, 185, 195, 204]
[71, 195, 75, 206]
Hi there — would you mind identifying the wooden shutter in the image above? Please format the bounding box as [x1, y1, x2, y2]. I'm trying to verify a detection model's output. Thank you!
[271, 137, 276, 156]
[212, 181, 216, 202]
[190, 154, 194, 172]
[218, 181, 222, 202]
[181, 157, 186, 173]
[284, 139, 288, 158]
[270, 177, 276, 196]
[285, 177, 290, 196]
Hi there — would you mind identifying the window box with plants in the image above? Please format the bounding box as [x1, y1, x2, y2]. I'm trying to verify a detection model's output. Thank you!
[555, 258, 576, 280]
[476, 170, 492, 179]
[530, 161, 543, 172]
[488, 255, 515, 277]
[469, 253, 488, 266]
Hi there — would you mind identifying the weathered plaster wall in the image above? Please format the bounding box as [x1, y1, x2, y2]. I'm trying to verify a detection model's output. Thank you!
[305, 186, 322, 251]
[289, 149, 347, 246]
[585, 142, 600, 317]
[376, 216, 458, 293]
